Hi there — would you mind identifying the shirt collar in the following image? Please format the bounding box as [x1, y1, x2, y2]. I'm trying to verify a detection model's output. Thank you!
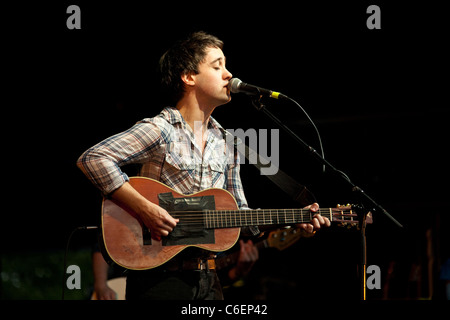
[161, 106, 227, 136]
[160, 106, 184, 126]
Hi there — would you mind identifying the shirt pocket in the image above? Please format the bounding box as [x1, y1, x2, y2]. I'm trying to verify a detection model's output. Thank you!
[209, 161, 226, 188]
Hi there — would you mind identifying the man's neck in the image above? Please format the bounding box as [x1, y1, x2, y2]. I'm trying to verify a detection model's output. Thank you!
[176, 95, 216, 153]
[176, 94, 215, 133]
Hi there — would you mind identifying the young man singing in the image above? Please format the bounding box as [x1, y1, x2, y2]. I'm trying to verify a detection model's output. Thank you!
[77, 31, 330, 300]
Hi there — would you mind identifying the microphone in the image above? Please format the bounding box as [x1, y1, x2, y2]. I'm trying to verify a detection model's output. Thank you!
[228, 78, 288, 100]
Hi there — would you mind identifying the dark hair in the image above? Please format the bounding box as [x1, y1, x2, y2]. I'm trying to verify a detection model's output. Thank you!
[158, 31, 224, 105]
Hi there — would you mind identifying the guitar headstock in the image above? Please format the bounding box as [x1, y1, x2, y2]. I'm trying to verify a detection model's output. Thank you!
[331, 204, 373, 228]
[266, 227, 304, 251]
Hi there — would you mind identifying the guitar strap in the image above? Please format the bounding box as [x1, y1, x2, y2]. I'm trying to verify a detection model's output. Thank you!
[238, 141, 317, 207]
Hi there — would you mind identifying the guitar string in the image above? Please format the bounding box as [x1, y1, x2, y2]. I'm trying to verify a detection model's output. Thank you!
[162, 209, 356, 227]
[167, 209, 353, 217]
[169, 211, 328, 223]
[168, 210, 354, 218]
[167, 208, 351, 215]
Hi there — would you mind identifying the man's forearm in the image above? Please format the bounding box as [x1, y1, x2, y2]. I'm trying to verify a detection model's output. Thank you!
[110, 181, 154, 216]
[110, 182, 179, 240]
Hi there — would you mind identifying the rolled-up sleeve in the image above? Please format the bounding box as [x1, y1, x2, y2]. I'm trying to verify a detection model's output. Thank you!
[77, 121, 161, 196]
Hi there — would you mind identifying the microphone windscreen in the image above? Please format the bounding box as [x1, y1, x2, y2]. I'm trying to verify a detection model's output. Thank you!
[228, 78, 242, 93]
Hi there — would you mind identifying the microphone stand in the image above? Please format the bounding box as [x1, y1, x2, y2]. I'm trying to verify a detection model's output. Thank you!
[250, 95, 403, 300]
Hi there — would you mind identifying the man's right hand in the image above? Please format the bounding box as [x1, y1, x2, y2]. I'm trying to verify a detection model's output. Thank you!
[138, 201, 179, 241]
[111, 182, 178, 241]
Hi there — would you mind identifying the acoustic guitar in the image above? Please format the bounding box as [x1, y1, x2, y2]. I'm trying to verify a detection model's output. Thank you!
[102, 177, 363, 270]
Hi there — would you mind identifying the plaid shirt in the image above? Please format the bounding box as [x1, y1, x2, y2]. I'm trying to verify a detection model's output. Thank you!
[77, 106, 249, 209]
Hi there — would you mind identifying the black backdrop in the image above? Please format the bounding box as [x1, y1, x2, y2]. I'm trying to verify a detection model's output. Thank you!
[3, 1, 449, 300]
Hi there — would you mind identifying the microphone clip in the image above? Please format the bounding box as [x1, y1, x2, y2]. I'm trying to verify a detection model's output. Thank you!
[251, 95, 265, 111]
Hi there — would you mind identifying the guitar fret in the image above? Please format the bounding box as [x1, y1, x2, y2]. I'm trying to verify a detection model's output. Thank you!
[209, 210, 213, 228]
[230, 211, 233, 226]
[210, 210, 213, 228]
[226, 210, 229, 227]
[216, 210, 219, 228]
[230, 210, 234, 227]
[217, 210, 220, 228]
[231, 210, 234, 227]
[240, 210, 242, 227]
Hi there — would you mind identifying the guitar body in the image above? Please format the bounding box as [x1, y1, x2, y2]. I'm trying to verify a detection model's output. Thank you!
[102, 177, 240, 270]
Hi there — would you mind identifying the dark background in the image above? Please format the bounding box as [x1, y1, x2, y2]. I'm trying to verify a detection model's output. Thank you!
[2, 1, 449, 300]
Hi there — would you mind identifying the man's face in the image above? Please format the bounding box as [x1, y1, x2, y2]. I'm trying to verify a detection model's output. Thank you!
[192, 47, 233, 107]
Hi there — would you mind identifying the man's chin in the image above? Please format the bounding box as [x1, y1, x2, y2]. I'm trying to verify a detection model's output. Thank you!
[215, 95, 232, 107]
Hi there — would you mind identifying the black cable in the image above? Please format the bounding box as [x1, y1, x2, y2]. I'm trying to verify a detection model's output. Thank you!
[286, 96, 326, 173]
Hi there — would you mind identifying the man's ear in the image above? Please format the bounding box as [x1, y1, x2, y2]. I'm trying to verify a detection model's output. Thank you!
[181, 72, 196, 87]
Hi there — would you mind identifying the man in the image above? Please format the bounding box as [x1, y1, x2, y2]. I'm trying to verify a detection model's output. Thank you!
[77, 31, 329, 300]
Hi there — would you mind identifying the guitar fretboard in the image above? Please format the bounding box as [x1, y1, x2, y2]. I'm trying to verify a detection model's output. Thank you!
[204, 208, 334, 229]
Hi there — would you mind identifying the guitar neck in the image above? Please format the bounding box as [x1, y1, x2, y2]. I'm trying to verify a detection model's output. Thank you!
[204, 208, 334, 229]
